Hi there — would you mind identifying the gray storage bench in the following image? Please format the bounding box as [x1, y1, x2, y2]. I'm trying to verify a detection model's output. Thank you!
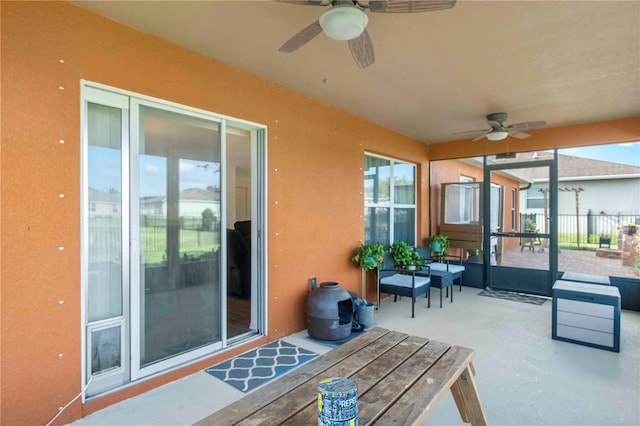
[561, 271, 610, 285]
[552, 280, 621, 352]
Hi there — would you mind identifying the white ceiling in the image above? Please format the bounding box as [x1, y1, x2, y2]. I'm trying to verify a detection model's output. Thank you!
[73, 0, 640, 144]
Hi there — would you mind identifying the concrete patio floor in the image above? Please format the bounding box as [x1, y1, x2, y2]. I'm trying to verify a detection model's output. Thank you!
[70, 287, 640, 426]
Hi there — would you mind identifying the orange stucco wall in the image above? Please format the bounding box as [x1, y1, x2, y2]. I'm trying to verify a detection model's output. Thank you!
[0, 2, 430, 424]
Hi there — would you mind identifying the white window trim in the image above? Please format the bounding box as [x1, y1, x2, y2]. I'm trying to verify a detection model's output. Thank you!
[364, 152, 417, 244]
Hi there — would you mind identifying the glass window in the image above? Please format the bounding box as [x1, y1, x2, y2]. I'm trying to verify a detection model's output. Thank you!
[393, 208, 416, 245]
[138, 105, 222, 367]
[442, 182, 481, 225]
[87, 103, 123, 322]
[490, 184, 503, 231]
[364, 154, 416, 245]
[364, 207, 390, 247]
[364, 156, 390, 204]
[393, 162, 415, 205]
[527, 187, 545, 209]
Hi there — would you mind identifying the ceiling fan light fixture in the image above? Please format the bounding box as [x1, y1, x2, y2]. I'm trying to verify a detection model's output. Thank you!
[319, 6, 368, 41]
[486, 130, 508, 141]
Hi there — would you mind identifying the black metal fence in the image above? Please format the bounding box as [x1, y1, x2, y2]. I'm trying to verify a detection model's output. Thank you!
[141, 215, 215, 231]
[520, 212, 640, 245]
[89, 215, 220, 262]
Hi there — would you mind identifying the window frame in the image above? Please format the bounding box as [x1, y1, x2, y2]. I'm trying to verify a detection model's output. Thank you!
[364, 152, 417, 245]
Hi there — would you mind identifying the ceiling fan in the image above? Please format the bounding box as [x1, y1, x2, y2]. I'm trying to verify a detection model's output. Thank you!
[276, 0, 457, 68]
[455, 112, 547, 141]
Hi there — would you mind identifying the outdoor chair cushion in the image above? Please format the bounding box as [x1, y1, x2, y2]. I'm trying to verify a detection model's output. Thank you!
[380, 273, 430, 288]
[428, 262, 465, 275]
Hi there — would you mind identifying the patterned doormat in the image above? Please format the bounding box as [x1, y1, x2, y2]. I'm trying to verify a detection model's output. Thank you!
[204, 340, 317, 393]
[478, 288, 548, 305]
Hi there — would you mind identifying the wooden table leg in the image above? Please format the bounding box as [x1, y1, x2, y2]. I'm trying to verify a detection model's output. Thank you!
[450, 363, 488, 426]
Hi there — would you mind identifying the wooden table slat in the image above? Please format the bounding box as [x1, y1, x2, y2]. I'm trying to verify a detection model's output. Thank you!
[358, 339, 452, 425]
[239, 331, 412, 425]
[373, 345, 475, 425]
[283, 335, 431, 425]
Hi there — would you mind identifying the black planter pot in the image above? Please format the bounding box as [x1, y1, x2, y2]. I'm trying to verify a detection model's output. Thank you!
[305, 282, 353, 341]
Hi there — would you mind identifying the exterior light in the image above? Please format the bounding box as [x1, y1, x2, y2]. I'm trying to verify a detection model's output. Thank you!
[486, 130, 509, 141]
[319, 6, 368, 41]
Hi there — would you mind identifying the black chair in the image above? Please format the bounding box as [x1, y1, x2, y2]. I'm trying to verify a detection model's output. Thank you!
[377, 252, 431, 318]
[227, 228, 250, 298]
[234, 220, 251, 249]
[416, 246, 465, 292]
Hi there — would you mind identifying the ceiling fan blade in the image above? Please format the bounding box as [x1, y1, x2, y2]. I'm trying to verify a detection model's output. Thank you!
[451, 128, 490, 135]
[276, 0, 329, 5]
[507, 120, 547, 130]
[279, 21, 323, 53]
[509, 130, 531, 139]
[367, 0, 456, 13]
[348, 29, 375, 68]
[472, 133, 489, 141]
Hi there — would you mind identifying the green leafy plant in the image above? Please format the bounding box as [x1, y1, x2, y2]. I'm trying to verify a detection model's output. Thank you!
[351, 242, 386, 271]
[466, 248, 480, 262]
[524, 218, 537, 231]
[427, 235, 450, 262]
[427, 235, 450, 253]
[390, 241, 424, 269]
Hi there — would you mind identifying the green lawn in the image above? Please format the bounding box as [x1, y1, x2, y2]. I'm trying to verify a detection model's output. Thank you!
[142, 227, 220, 265]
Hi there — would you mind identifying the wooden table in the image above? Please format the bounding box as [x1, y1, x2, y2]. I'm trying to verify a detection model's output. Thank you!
[196, 327, 487, 426]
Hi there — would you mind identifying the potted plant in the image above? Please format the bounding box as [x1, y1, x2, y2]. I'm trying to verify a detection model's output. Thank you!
[427, 235, 450, 255]
[390, 241, 424, 270]
[466, 248, 479, 262]
[524, 218, 537, 232]
[351, 242, 386, 271]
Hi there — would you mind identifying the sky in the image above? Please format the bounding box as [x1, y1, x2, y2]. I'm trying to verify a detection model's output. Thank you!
[89, 147, 219, 197]
[558, 141, 640, 167]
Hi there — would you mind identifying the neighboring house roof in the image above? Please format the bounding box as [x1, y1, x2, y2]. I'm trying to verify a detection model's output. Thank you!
[180, 187, 220, 201]
[95, 187, 221, 203]
[89, 187, 121, 202]
[496, 152, 640, 180]
[140, 196, 165, 203]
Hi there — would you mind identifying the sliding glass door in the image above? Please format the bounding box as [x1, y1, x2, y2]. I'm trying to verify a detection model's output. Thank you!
[82, 82, 266, 396]
[131, 102, 223, 376]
